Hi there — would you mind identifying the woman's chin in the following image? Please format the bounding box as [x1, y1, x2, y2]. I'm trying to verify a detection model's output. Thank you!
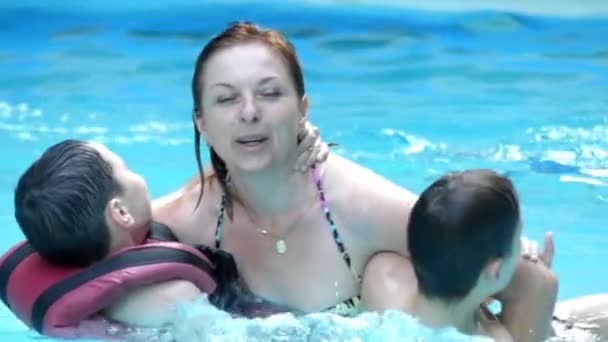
[229, 156, 275, 174]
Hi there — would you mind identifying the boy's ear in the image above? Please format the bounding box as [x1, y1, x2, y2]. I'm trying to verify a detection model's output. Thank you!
[483, 258, 503, 281]
[107, 198, 133, 230]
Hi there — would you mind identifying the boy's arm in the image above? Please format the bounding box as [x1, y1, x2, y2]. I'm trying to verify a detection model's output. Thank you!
[104, 280, 201, 327]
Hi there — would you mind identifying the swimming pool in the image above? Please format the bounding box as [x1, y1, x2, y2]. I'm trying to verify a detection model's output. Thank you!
[0, 1, 606, 340]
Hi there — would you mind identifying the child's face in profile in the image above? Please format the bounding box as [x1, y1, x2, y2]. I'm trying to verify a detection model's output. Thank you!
[89, 142, 153, 240]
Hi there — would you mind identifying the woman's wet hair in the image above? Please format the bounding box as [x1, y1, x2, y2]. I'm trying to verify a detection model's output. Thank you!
[190, 21, 305, 217]
[407, 169, 520, 303]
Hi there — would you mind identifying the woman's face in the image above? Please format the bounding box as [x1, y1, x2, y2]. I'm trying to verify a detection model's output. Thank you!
[196, 41, 308, 173]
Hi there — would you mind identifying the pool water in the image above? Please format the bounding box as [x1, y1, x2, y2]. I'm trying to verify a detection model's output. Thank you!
[0, 1, 606, 341]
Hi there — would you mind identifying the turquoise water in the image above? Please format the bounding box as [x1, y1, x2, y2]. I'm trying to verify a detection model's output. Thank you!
[0, 1, 607, 340]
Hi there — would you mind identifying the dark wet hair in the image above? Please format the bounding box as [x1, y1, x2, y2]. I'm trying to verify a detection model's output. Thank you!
[14, 139, 122, 267]
[407, 169, 520, 303]
[190, 21, 306, 218]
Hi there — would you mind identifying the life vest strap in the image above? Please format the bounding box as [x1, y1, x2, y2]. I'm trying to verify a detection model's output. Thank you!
[31, 245, 216, 333]
[0, 243, 35, 308]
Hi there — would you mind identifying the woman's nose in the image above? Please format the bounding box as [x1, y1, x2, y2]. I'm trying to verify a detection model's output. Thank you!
[239, 94, 260, 123]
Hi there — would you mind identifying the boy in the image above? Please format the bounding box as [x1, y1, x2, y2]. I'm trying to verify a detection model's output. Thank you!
[13, 132, 326, 327]
[14, 139, 202, 327]
[362, 169, 558, 341]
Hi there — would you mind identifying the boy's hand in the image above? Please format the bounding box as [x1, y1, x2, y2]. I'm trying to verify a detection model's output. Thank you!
[495, 232, 558, 342]
[294, 122, 330, 172]
[521, 232, 554, 268]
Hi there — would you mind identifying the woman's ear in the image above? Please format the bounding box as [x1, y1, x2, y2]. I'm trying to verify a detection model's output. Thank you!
[299, 95, 310, 124]
[193, 109, 208, 141]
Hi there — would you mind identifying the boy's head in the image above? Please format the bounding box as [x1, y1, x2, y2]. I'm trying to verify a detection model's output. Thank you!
[408, 169, 521, 304]
[14, 139, 152, 267]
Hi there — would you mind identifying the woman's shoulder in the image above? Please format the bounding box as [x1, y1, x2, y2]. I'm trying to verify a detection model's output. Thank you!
[326, 154, 417, 203]
[324, 155, 417, 225]
[152, 166, 220, 243]
[153, 173, 201, 212]
[322, 154, 418, 255]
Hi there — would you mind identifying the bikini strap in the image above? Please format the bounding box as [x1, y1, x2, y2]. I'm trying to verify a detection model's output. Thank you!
[215, 166, 360, 282]
[215, 194, 226, 249]
[311, 165, 361, 283]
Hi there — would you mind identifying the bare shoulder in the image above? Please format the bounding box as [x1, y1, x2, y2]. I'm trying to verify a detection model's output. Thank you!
[324, 154, 418, 255]
[152, 177, 201, 228]
[328, 154, 417, 201]
[153, 176, 197, 216]
[152, 166, 220, 245]
[361, 252, 418, 312]
[153, 165, 216, 210]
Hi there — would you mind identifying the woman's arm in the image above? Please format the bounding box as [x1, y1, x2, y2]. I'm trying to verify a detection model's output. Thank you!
[329, 155, 418, 257]
[104, 280, 202, 327]
[496, 233, 559, 342]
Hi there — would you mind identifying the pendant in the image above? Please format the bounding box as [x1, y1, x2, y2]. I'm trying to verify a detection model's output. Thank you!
[275, 239, 287, 254]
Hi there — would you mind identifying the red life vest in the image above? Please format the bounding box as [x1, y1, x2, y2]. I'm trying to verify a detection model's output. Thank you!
[0, 224, 218, 340]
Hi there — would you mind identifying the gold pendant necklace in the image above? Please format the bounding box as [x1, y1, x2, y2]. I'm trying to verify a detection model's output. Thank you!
[255, 227, 289, 254]
[227, 179, 301, 254]
[275, 239, 288, 254]
[233, 188, 307, 255]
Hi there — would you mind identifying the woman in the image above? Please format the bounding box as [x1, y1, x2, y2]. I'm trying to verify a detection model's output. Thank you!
[153, 21, 416, 315]
[153, 21, 556, 339]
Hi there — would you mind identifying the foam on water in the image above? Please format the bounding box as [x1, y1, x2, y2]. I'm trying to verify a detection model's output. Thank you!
[559, 176, 607, 187]
[2, 99, 606, 183]
[0, 101, 192, 146]
[123, 296, 491, 342]
[378, 126, 608, 171]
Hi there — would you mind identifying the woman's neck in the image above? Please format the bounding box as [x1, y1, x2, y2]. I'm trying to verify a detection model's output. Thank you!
[226, 165, 318, 233]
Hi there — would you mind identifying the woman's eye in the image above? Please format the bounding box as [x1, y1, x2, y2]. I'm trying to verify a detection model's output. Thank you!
[260, 90, 281, 98]
[217, 95, 237, 104]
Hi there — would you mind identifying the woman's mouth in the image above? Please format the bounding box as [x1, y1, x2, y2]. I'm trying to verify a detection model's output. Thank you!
[235, 135, 269, 148]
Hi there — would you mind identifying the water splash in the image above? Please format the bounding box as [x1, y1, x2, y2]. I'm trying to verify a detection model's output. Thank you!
[381, 129, 446, 155]
[132, 296, 492, 342]
[559, 175, 607, 186]
[0, 101, 193, 146]
[376, 125, 608, 171]
[492, 144, 525, 162]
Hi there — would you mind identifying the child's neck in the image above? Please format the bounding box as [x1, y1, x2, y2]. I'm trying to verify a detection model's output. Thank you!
[109, 220, 151, 253]
[414, 292, 484, 336]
